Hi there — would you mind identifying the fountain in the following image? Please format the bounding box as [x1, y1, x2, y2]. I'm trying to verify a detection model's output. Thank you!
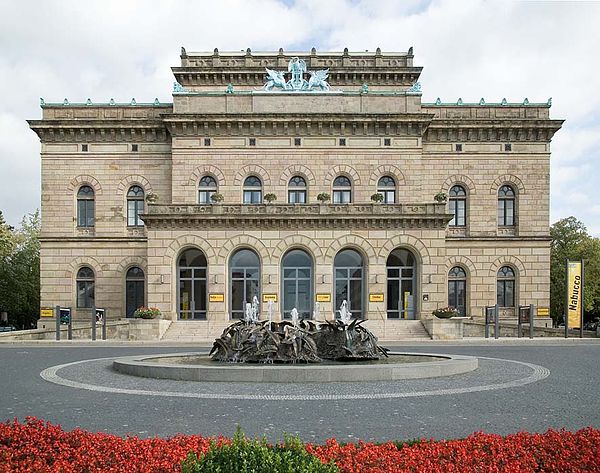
[112, 300, 479, 382]
[209, 300, 387, 364]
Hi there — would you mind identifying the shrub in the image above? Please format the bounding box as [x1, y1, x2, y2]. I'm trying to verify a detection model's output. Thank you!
[432, 306, 459, 318]
[210, 193, 224, 203]
[133, 307, 162, 319]
[317, 192, 331, 203]
[263, 193, 277, 203]
[434, 191, 447, 203]
[370, 193, 384, 203]
[182, 427, 337, 473]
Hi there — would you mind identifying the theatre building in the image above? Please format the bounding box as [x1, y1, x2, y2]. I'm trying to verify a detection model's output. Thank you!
[28, 47, 563, 340]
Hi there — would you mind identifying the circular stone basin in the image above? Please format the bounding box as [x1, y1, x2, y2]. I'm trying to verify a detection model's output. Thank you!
[112, 352, 478, 383]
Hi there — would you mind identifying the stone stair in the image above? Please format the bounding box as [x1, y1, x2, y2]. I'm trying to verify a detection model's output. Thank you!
[161, 319, 432, 342]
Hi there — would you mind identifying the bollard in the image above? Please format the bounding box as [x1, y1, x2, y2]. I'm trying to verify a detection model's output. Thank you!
[102, 309, 107, 340]
[55, 305, 60, 341]
[494, 304, 499, 339]
[91, 305, 96, 341]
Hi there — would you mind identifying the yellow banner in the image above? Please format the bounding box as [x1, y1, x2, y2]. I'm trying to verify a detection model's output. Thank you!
[567, 261, 583, 329]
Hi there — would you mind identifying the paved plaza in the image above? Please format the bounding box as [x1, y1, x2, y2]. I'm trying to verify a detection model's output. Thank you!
[1, 340, 598, 442]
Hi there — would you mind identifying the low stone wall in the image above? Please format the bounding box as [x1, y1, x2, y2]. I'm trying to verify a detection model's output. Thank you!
[422, 318, 465, 340]
[463, 320, 597, 338]
[0, 321, 130, 341]
[128, 319, 172, 341]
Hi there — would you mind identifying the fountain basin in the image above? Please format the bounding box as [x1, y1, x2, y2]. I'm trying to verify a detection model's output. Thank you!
[112, 352, 478, 383]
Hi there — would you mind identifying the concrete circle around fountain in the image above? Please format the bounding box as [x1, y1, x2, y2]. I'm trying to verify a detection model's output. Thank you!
[112, 352, 478, 383]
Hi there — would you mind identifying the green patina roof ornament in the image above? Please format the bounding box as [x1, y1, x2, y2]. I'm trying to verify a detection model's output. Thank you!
[479, 98, 485, 105]
[456, 98, 463, 105]
[547, 97, 552, 106]
[63, 98, 69, 105]
[435, 97, 441, 105]
[523, 98, 529, 105]
[130, 98, 136, 105]
[501, 98, 508, 106]
[153, 98, 160, 105]
[407, 81, 422, 94]
[225, 83, 234, 94]
[361, 83, 369, 94]
[40, 98, 45, 106]
[86, 98, 92, 106]
[173, 81, 185, 93]
[109, 98, 115, 106]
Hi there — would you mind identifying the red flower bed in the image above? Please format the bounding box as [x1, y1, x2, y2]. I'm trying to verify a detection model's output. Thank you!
[1, 417, 599, 472]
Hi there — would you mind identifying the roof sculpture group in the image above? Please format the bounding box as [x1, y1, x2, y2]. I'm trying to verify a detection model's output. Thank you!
[264, 57, 330, 91]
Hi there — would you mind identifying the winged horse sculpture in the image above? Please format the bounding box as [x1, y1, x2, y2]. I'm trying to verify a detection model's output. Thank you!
[264, 68, 287, 91]
[307, 69, 330, 91]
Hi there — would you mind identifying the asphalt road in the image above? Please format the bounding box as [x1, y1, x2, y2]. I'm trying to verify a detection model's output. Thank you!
[1, 340, 598, 442]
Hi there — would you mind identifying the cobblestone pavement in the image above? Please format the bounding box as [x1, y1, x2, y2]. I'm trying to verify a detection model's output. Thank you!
[1, 340, 598, 442]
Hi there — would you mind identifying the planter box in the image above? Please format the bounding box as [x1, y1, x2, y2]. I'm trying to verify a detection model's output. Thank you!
[422, 317, 464, 340]
[128, 319, 171, 340]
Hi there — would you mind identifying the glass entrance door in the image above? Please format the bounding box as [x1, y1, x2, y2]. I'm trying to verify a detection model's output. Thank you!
[387, 249, 417, 319]
[178, 249, 207, 320]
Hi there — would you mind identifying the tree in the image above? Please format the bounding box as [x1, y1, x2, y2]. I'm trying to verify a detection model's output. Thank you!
[550, 217, 600, 325]
[0, 210, 40, 329]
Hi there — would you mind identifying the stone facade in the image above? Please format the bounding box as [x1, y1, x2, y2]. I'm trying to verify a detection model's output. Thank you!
[28, 48, 563, 338]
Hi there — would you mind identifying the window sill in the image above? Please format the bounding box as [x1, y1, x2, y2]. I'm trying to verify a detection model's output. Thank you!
[447, 226, 467, 237]
[75, 227, 95, 236]
[497, 227, 517, 236]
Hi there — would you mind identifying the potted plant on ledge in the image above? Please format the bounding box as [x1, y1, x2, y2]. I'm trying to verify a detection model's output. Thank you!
[317, 192, 331, 203]
[210, 193, 224, 203]
[434, 191, 447, 203]
[432, 306, 459, 319]
[133, 307, 162, 319]
[370, 193, 384, 203]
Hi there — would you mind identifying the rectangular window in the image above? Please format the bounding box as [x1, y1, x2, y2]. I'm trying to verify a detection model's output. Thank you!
[77, 200, 94, 227]
[383, 190, 395, 203]
[131, 144, 139, 152]
[384, 138, 391, 146]
[455, 143, 463, 152]
[294, 138, 301, 146]
[333, 190, 351, 203]
[504, 143, 512, 152]
[81, 144, 88, 152]
[204, 138, 211, 146]
[198, 190, 215, 204]
[249, 138, 256, 146]
[288, 190, 306, 203]
[243, 190, 262, 204]
[339, 138, 346, 146]
[77, 281, 94, 308]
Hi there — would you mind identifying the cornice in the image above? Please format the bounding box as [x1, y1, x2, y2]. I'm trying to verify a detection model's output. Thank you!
[142, 203, 453, 230]
[163, 113, 433, 138]
[28, 120, 170, 143]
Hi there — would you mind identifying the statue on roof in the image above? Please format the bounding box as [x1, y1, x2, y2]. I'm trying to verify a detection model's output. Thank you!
[263, 57, 331, 92]
[264, 68, 287, 91]
[307, 69, 330, 91]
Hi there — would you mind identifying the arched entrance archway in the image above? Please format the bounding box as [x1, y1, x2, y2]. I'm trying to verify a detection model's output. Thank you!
[177, 248, 207, 320]
[386, 248, 417, 319]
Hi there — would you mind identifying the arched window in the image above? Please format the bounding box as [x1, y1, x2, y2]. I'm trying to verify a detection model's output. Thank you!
[230, 249, 260, 319]
[288, 176, 307, 204]
[198, 175, 217, 204]
[448, 266, 467, 316]
[282, 249, 313, 319]
[377, 176, 396, 204]
[125, 267, 145, 317]
[76, 266, 95, 308]
[334, 249, 364, 318]
[386, 248, 417, 319]
[127, 185, 145, 227]
[449, 185, 466, 227]
[243, 176, 262, 204]
[333, 176, 352, 203]
[178, 248, 207, 320]
[497, 266, 516, 308]
[77, 186, 95, 227]
[498, 185, 516, 227]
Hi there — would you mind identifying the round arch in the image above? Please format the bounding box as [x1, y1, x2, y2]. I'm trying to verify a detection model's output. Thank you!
[164, 234, 218, 266]
[378, 235, 430, 266]
[67, 175, 103, 195]
[279, 165, 316, 187]
[66, 256, 103, 279]
[217, 234, 271, 265]
[489, 255, 526, 278]
[272, 235, 323, 264]
[233, 164, 271, 186]
[490, 174, 525, 195]
[188, 165, 226, 188]
[116, 175, 153, 196]
[325, 234, 377, 265]
[441, 174, 477, 195]
[446, 255, 477, 278]
[368, 165, 406, 187]
[324, 164, 361, 187]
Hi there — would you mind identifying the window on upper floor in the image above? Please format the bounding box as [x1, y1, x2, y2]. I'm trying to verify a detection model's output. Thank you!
[498, 185, 516, 227]
[127, 185, 145, 227]
[333, 175, 352, 204]
[243, 176, 262, 204]
[198, 175, 218, 204]
[377, 176, 396, 203]
[288, 175, 307, 203]
[449, 185, 467, 227]
[77, 186, 95, 227]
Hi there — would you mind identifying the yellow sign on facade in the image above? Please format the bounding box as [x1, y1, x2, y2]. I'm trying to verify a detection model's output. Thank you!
[209, 293, 224, 302]
[40, 308, 54, 318]
[316, 293, 331, 303]
[263, 294, 277, 303]
[537, 307, 550, 316]
[369, 293, 384, 302]
[567, 261, 583, 329]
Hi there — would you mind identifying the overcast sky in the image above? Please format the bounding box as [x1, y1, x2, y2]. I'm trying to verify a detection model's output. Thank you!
[1, 0, 599, 235]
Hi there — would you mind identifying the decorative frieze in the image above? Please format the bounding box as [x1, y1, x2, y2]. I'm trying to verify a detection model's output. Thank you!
[142, 203, 453, 230]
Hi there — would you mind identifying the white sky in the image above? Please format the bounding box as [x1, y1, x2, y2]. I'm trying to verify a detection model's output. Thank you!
[1, 0, 599, 235]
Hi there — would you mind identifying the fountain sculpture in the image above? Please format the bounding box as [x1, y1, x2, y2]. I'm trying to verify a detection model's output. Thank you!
[209, 300, 388, 363]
